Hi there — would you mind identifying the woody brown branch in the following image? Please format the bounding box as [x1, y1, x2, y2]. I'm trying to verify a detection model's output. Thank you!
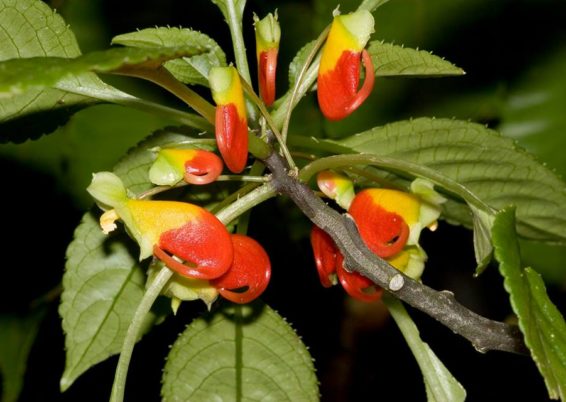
[263, 148, 527, 355]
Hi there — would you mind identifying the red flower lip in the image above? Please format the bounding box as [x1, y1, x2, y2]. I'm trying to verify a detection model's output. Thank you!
[317, 49, 375, 121]
[211, 234, 271, 304]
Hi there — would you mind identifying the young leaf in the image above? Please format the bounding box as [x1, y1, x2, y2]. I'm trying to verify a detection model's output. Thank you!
[339, 118, 566, 244]
[112, 27, 226, 87]
[162, 302, 319, 401]
[59, 212, 155, 391]
[492, 208, 566, 400]
[0, 309, 46, 402]
[368, 41, 465, 77]
[0, 46, 206, 96]
[384, 296, 466, 402]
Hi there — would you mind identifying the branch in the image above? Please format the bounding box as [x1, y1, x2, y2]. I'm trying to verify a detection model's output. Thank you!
[263, 149, 527, 355]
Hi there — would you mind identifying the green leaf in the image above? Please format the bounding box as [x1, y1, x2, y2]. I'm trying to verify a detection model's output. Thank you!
[0, 309, 46, 402]
[384, 296, 466, 402]
[493, 208, 566, 400]
[0, 0, 99, 141]
[59, 212, 153, 391]
[210, 0, 246, 22]
[288, 40, 316, 89]
[369, 41, 465, 77]
[339, 118, 566, 243]
[0, 104, 178, 208]
[471, 205, 495, 275]
[0, 45, 206, 97]
[162, 302, 318, 401]
[112, 27, 226, 87]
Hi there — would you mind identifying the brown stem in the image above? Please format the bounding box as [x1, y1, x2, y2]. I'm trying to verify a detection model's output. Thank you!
[263, 149, 527, 355]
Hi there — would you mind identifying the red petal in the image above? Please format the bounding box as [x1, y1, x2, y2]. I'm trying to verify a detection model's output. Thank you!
[348, 191, 409, 258]
[215, 104, 248, 173]
[258, 48, 278, 107]
[183, 150, 223, 185]
[336, 254, 382, 302]
[156, 210, 233, 279]
[211, 234, 271, 304]
[310, 226, 338, 288]
[317, 49, 375, 121]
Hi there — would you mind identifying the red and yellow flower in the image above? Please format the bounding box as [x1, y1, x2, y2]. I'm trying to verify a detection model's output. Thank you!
[254, 12, 280, 107]
[317, 10, 375, 121]
[209, 66, 249, 173]
[88, 172, 233, 280]
[149, 148, 223, 186]
[316, 170, 355, 210]
[310, 181, 445, 302]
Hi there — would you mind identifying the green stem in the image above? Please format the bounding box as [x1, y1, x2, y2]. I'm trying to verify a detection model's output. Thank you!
[382, 295, 423, 356]
[224, 0, 258, 123]
[225, 1, 252, 85]
[239, 77, 296, 169]
[56, 81, 212, 131]
[115, 66, 216, 124]
[299, 153, 495, 213]
[110, 267, 174, 402]
[217, 174, 268, 183]
[281, 25, 330, 142]
[216, 183, 276, 225]
[235, 160, 266, 234]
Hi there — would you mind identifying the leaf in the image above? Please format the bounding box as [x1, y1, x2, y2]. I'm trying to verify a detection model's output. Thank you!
[492, 207, 566, 400]
[0, 105, 178, 208]
[339, 118, 566, 243]
[384, 296, 466, 402]
[0, 309, 46, 402]
[471, 205, 495, 275]
[0, 45, 206, 97]
[210, 0, 246, 22]
[288, 40, 317, 88]
[369, 41, 465, 77]
[59, 212, 154, 391]
[0, 0, 99, 141]
[162, 302, 318, 401]
[112, 27, 226, 87]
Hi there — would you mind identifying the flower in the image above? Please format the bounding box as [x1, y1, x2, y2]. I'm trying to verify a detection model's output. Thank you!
[209, 66, 249, 173]
[336, 254, 382, 302]
[149, 148, 223, 186]
[309, 181, 445, 301]
[254, 12, 280, 107]
[317, 10, 375, 121]
[87, 172, 233, 280]
[211, 234, 271, 304]
[316, 170, 355, 210]
[310, 225, 338, 288]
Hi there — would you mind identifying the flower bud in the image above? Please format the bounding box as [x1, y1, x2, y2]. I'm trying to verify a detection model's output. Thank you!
[149, 148, 223, 186]
[254, 12, 280, 106]
[209, 66, 248, 173]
